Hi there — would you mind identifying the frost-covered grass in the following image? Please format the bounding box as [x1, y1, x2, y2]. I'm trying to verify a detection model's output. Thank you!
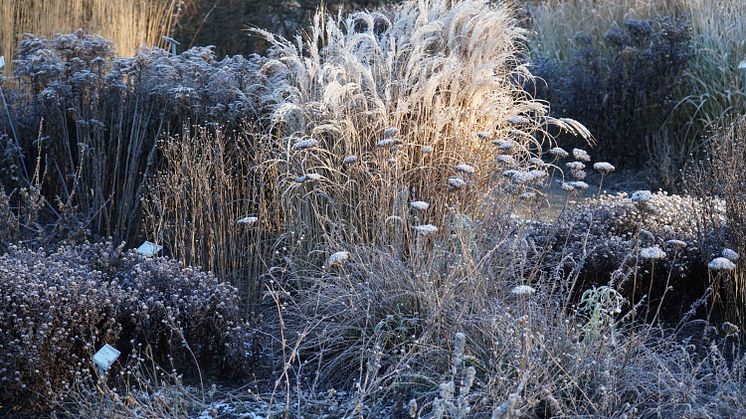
[0, 0, 744, 417]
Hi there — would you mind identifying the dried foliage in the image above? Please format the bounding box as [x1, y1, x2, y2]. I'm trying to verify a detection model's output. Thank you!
[0, 241, 249, 411]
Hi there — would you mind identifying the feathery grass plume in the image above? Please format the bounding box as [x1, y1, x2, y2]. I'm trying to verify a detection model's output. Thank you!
[251, 0, 589, 251]
[709, 257, 736, 271]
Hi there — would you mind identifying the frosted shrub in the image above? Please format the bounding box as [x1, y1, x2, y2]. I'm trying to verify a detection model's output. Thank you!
[0, 241, 248, 410]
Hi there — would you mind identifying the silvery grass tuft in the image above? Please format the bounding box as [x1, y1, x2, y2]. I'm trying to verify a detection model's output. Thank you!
[251, 0, 589, 254]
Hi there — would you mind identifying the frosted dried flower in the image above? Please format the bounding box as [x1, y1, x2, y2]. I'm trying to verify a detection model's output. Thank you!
[640, 246, 666, 260]
[722, 248, 739, 262]
[413, 224, 438, 235]
[295, 173, 323, 183]
[593, 162, 615, 174]
[326, 251, 350, 267]
[421, 145, 434, 154]
[708, 257, 736, 271]
[571, 169, 587, 180]
[722, 322, 740, 335]
[292, 138, 319, 150]
[631, 190, 653, 203]
[572, 148, 591, 162]
[529, 157, 545, 166]
[666, 239, 687, 249]
[493, 139, 514, 150]
[454, 163, 475, 174]
[566, 161, 585, 171]
[560, 182, 575, 192]
[511, 285, 536, 296]
[519, 191, 536, 200]
[383, 127, 399, 137]
[410, 201, 430, 210]
[376, 138, 401, 147]
[569, 181, 589, 191]
[476, 131, 492, 140]
[343, 155, 358, 165]
[237, 216, 258, 225]
[496, 155, 516, 165]
[549, 147, 569, 158]
[448, 177, 467, 188]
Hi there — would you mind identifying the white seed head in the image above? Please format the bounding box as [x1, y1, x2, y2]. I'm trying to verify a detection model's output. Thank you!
[454, 163, 475, 174]
[572, 148, 591, 162]
[448, 177, 467, 188]
[519, 191, 536, 200]
[410, 201, 430, 210]
[569, 181, 589, 191]
[566, 161, 586, 171]
[549, 147, 569, 158]
[496, 155, 516, 165]
[511, 285, 536, 296]
[529, 157, 545, 166]
[421, 145, 434, 154]
[722, 248, 739, 262]
[237, 216, 258, 225]
[327, 251, 350, 267]
[383, 127, 399, 138]
[292, 138, 319, 150]
[631, 190, 653, 203]
[560, 182, 575, 192]
[593, 162, 616, 174]
[376, 138, 401, 147]
[709, 257, 736, 271]
[343, 155, 358, 165]
[413, 224, 438, 235]
[476, 131, 492, 140]
[295, 173, 323, 183]
[640, 246, 666, 260]
[493, 139, 514, 150]
[508, 115, 531, 125]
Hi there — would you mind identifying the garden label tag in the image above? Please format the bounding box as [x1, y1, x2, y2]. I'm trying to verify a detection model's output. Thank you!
[93, 344, 121, 371]
[136, 241, 162, 256]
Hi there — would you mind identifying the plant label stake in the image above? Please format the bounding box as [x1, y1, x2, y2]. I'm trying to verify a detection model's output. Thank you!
[136, 241, 162, 257]
[93, 344, 121, 376]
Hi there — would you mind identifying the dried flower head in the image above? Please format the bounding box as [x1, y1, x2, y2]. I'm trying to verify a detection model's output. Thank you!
[666, 239, 688, 249]
[376, 138, 401, 147]
[343, 155, 358, 165]
[566, 161, 586, 171]
[383, 127, 399, 138]
[413, 224, 438, 235]
[326, 251, 350, 267]
[569, 181, 589, 191]
[561, 182, 575, 192]
[709, 257, 736, 271]
[722, 248, 739, 262]
[549, 147, 569, 158]
[476, 131, 492, 140]
[292, 137, 319, 150]
[493, 139, 514, 151]
[640, 246, 666, 260]
[421, 145, 434, 154]
[508, 115, 531, 125]
[410, 201, 430, 210]
[454, 163, 475, 174]
[573, 148, 591, 162]
[593, 162, 616, 174]
[511, 285, 536, 296]
[295, 173, 324, 183]
[448, 177, 467, 188]
[631, 190, 653, 203]
[496, 155, 516, 165]
[237, 216, 258, 225]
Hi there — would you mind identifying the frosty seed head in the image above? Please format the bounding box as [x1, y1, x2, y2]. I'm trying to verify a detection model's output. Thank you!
[421, 145, 434, 154]
[631, 190, 653, 203]
[454, 163, 475, 175]
[448, 177, 467, 188]
[413, 224, 438, 235]
[572, 148, 591, 162]
[511, 285, 536, 296]
[383, 127, 399, 138]
[709, 257, 736, 271]
[326, 251, 350, 267]
[292, 138, 319, 150]
[549, 147, 569, 158]
[640, 245, 666, 260]
[343, 155, 358, 165]
[593, 162, 615, 174]
[722, 248, 739, 262]
[237, 216, 258, 225]
[410, 201, 430, 210]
